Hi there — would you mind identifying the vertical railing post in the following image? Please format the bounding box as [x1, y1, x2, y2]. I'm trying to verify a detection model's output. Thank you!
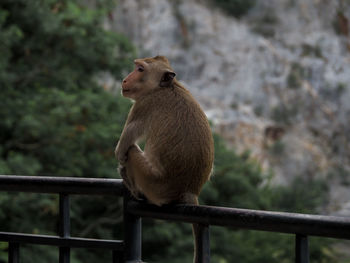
[194, 224, 210, 263]
[59, 193, 70, 263]
[123, 194, 142, 262]
[8, 242, 19, 263]
[295, 234, 309, 263]
[112, 250, 123, 263]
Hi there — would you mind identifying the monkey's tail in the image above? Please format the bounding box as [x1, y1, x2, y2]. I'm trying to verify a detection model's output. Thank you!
[181, 193, 210, 263]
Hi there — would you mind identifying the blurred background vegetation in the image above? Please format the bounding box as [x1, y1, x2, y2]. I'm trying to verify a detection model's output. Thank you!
[0, 0, 343, 262]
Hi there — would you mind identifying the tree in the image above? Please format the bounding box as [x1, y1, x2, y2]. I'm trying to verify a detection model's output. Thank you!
[0, 0, 133, 262]
[210, 0, 256, 18]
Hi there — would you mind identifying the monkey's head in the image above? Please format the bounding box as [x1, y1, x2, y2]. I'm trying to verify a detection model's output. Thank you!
[121, 56, 176, 100]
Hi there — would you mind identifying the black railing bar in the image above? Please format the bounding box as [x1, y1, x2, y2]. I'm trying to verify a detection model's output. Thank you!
[59, 194, 71, 263]
[59, 194, 70, 238]
[123, 196, 142, 262]
[295, 234, 309, 263]
[112, 250, 124, 263]
[59, 246, 70, 263]
[195, 224, 210, 263]
[127, 201, 350, 240]
[0, 175, 125, 195]
[0, 232, 124, 250]
[8, 242, 19, 263]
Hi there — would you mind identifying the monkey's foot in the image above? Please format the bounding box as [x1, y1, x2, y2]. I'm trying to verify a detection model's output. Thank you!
[118, 165, 126, 180]
[118, 165, 144, 201]
[118, 165, 132, 188]
[130, 191, 146, 201]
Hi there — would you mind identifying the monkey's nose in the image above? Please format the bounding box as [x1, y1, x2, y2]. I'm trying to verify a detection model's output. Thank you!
[123, 79, 127, 84]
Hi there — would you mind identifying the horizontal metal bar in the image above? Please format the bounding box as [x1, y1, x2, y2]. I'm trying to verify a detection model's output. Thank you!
[0, 175, 124, 195]
[0, 232, 124, 250]
[127, 201, 350, 240]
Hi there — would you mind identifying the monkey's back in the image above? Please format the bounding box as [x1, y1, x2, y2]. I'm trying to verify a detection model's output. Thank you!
[133, 82, 214, 199]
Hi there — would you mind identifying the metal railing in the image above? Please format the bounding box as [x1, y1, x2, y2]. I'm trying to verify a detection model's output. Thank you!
[0, 175, 350, 263]
[0, 175, 125, 263]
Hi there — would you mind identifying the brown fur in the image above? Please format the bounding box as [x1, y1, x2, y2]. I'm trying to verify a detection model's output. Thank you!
[115, 56, 214, 262]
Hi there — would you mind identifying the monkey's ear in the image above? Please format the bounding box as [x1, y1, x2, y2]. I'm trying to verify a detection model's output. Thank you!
[160, 71, 176, 87]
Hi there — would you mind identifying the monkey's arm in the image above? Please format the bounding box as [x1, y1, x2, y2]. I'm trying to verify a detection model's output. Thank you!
[115, 121, 144, 164]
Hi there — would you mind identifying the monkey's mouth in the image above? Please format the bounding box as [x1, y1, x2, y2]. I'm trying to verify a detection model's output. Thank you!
[122, 89, 131, 93]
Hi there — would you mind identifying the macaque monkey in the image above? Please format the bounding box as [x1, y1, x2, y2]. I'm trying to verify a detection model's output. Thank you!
[115, 55, 214, 262]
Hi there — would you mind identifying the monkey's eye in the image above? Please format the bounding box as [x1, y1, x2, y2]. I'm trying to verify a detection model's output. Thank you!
[137, 65, 144, 72]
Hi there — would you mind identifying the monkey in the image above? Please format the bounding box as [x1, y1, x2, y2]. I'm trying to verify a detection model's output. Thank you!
[115, 55, 214, 262]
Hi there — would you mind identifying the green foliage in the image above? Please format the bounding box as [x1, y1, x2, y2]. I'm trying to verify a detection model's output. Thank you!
[202, 135, 269, 209]
[210, 0, 256, 18]
[301, 44, 323, 58]
[0, 0, 133, 262]
[286, 62, 309, 89]
[329, 167, 350, 186]
[252, 9, 279, 38]
[268, 140, 286, 157]
[335, 82, 347, 95]
[271, 103, 299, 125]
[269, 177, 329, 214]
[332, 10, 349, 36]
[0, 0, 134, 177]
[320, 82, 348, 102]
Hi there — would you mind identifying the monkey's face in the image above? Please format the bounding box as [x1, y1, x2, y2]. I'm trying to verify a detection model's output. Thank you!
[121, 61, 147, 100]
[121, 56, 176, 101]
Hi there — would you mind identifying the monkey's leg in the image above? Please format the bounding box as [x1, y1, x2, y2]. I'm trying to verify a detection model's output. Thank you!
[118, 165, 133, 190]
[125, 145, 166, 205]
[119, 164, 142, 200]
